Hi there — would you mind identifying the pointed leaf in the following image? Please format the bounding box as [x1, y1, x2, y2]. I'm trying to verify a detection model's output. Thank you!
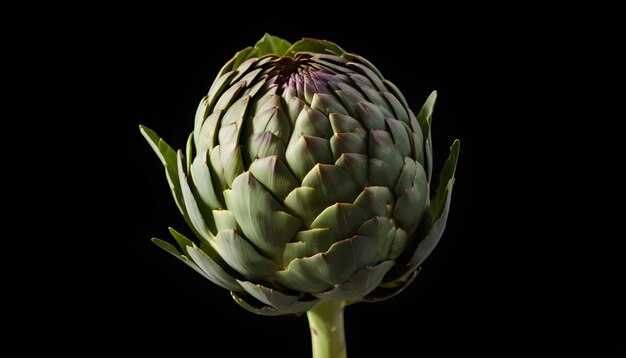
[167, 227, 194, 256]
[287, 38, 346, 56]
[218, 95, 250, 144]
[139, 125, 189, 222]
[301, 165, 361, 207]
[283, 186, 327, 228]
[388, 227, 409, 260]
[248, 155, 299, 202]
[404, 178, 456, 274]
[231, 47, 259, 72]
[315, 261, 394, 301]
[276, 235, 382, 293]
[291, 105, 332, 139]
[151, 238, 213, 281]
[382, 92, 409, 123]
[196, 110, 223, 154]
[310, 203, 368, 244]
[330, 132, 368, 159]
[177, 150, 211, 241]
[193, 96, 210, 148]
[285, 135, 333, 181]
[335, 153, 369, 188]
[357, 216, 394, 262]
[383, 79, 409, 109]
[283, 228, 334, 263]
[186, 244, 242, 292]
[251, 106, 291, 144]
[255, 33, 292, 57]
[151, 237, 182, 257]
[247, 131, 287, 161]
[208, 69, 238, 107]
[392, 172, 428, 233]
[218, 142, 244, 188]
[214, 230, 278, 280]
[223, 172, 301, 260]
[416, 91, 437, 138]
[356, 101, 386, 130]
[214, 82, 246, 112]
[368, 130, 404, 187]
[287, 97, 306, 126]
[231, 290, 317, 316]
[191, 149, 223, 211]
[311, 93, 349, 116]
[347, 62, 386, 92]
[354, 186, 394, 218]
[393, 158, 418, 197]
[238, 280, 318, 313]
[385, 118, 411, 157]
[431, 140, 460, 221]
[360, 267, 422, 302]
[329, 112, 364, 134]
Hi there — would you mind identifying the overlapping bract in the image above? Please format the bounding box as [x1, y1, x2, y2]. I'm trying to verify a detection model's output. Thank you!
[141, 34, 459, 315]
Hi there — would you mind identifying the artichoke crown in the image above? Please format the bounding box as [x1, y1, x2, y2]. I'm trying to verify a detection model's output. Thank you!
[140, 34, 459, 315]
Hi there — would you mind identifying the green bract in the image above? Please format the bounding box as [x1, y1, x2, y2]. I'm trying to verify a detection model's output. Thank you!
[140, 34, 460, 316]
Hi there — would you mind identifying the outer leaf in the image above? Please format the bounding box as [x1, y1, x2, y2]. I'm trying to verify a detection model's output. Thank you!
[151, 238, 211, 280]
[193, 96, 209, 149]
[151, 237, 182, 257]
[254, 33, 292, 57]
[416, 90, 437, 136]
[335, 153, 369, 188]
[167, 227, 193, 255]
[186, 243, 242, 292]
[248, 156, 298, 202]
[283, 186, 327, 228]
[346, 62, 386, 92]
[409, 178, 456, 269]
[382, 92, 409, 123]
[231, 291, 317, 316]
[315, 261, 395, 301]
[301, 165, 360, 208]
[231, 47, 259, 73]
[190, 150, 222, 213]
[207, 71, 238, 111]
[368, 130, 404, 187]
[238, 280, 318, 314]
[383, 79, 409, 109]
[311, 93, 349, 116]
[431, 140, 460, 221]
[287, 38, 346, 57]
[196, 110, 223, 155]
[354, 186, 394, 218]
[283, 228, 333, 263]
[223, 172, 301, 261]
[343, 54, 385, 84]
[392, 163, 428, 232]
[359, 267, 422, 302]
[139, 125, 189, 222]
[310, 203, 368, 244]
[212, 210, 239, 232]
[177, 151, 212, 241]
[213, 230, 278, 280]
[276, 235, 382, 293]
[285, 135, 333, 181]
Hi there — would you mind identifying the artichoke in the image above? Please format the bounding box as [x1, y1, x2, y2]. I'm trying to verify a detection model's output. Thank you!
[140, 33, 459, 355]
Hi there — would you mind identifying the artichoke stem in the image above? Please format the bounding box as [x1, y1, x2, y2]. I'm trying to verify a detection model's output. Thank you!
[306, 300, 347, 358]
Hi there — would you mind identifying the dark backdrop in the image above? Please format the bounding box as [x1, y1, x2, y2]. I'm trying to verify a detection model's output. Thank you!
[5, 9, 621, 357]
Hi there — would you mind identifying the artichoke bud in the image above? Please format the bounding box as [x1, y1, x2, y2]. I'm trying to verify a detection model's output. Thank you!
[141, 34, 459, 315]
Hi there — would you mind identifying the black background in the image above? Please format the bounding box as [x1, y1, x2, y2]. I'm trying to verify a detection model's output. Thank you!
[5, 8, 622, 357]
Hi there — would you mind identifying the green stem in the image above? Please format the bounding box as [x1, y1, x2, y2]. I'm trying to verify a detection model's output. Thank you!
[306, 300, 347, 358]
